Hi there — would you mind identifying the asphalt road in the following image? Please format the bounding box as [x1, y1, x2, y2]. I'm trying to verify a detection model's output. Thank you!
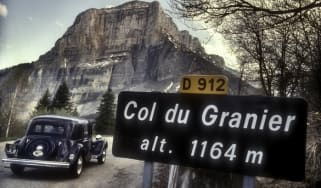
[0, 137, 144, 188]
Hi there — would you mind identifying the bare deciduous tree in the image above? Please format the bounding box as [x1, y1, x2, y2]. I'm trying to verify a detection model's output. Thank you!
[171, 0, 321, 100]
[171, 0, 321, 27]
[170, 1, 321, 187]
[0, 65, 31, 138]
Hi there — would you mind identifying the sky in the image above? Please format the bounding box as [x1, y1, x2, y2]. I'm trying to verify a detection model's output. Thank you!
[0, 0, 237, 70]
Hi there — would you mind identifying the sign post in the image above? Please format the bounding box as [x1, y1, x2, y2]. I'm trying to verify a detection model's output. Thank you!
[112, 75, 308, 183]
[143, 161, 153, 188]
[243, 176, 256, 188]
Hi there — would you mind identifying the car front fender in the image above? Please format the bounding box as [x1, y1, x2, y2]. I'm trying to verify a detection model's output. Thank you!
[92, 139, 108, 156]
[68, 143, 84, 164]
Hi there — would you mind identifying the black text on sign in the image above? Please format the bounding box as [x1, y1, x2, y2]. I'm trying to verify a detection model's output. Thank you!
[179, 75, 228, 94]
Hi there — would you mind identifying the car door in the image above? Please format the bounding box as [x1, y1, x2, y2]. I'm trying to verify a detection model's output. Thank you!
[82, 123, 92, 162]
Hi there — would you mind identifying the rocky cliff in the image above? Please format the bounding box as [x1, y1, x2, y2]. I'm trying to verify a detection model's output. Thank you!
[0, 1, 259, 120]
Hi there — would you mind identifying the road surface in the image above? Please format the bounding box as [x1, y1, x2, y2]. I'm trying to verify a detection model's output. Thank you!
[0, 137, 145, 188]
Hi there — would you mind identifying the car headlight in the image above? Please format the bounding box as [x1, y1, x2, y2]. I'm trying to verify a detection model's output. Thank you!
[69, 154, 75, 161]
[5, 144, 17, 154]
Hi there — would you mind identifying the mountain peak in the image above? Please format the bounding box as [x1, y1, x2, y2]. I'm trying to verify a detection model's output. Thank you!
[0, 1, 259, 120]
[38, 1, 203, 66]
[108, 0, 159, 10]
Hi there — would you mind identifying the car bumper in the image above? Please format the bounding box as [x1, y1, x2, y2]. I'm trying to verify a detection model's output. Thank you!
[2, 158, 70, 168]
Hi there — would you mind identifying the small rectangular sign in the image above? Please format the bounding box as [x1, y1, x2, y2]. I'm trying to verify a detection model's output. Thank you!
[179, 75, 228, 94]
[112, 92, 307, 181]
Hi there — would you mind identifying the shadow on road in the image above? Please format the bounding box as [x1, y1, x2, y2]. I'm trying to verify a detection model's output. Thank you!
[8, 161, 103, 181]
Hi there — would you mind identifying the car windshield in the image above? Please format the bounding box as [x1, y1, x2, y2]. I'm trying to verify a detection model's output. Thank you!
[27, 118, 72, 137]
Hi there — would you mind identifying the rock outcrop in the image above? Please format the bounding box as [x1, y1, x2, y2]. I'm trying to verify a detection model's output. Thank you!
[0, 1, 259, 120]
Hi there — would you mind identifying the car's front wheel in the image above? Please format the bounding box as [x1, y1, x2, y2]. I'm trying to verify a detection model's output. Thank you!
[10, 164, 24, 176]
[98, 147, 107, 164]
[70, 155, 83, 178]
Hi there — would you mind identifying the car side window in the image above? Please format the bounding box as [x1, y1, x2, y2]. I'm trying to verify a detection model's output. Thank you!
[71, 125, 84, 140]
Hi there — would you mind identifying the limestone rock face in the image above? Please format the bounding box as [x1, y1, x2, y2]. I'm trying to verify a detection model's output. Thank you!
[0, 1, 259, 120]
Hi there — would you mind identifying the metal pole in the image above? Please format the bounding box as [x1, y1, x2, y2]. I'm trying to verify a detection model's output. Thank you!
[143, 161, 153, 188]
[167, 165, 178, 188]
[242, 176, 255, 188]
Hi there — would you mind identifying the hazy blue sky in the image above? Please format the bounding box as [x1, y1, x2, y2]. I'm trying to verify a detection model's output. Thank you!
[0, 0, 236, 70]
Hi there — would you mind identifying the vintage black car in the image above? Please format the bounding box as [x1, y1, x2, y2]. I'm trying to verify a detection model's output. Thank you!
[2, 115, 108, 177]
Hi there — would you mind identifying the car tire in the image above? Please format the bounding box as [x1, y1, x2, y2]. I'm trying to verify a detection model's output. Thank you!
[10, 164, 24, 176]
[70, 155, 83, 178]
[97, 147, 107, 164]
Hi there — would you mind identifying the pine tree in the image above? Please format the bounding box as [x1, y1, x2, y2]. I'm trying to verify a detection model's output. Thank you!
[31, 89, 51, 117]
[36, 89, 51, 111]
[95, 89, 115, 134]
[51, 81, 73, 112]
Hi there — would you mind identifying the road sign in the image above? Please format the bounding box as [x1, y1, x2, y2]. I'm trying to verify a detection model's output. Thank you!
[179, 75, 228, 94]
[112, 91, 307, 181]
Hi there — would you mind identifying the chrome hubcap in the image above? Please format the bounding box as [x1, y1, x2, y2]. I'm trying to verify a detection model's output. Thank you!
[77, 157, 83, 175]
[102, 151, 106, 162]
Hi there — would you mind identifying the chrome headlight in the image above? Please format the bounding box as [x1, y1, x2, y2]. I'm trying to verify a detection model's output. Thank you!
[69, 153, 75, 161]
[5, 144, 17, 154]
